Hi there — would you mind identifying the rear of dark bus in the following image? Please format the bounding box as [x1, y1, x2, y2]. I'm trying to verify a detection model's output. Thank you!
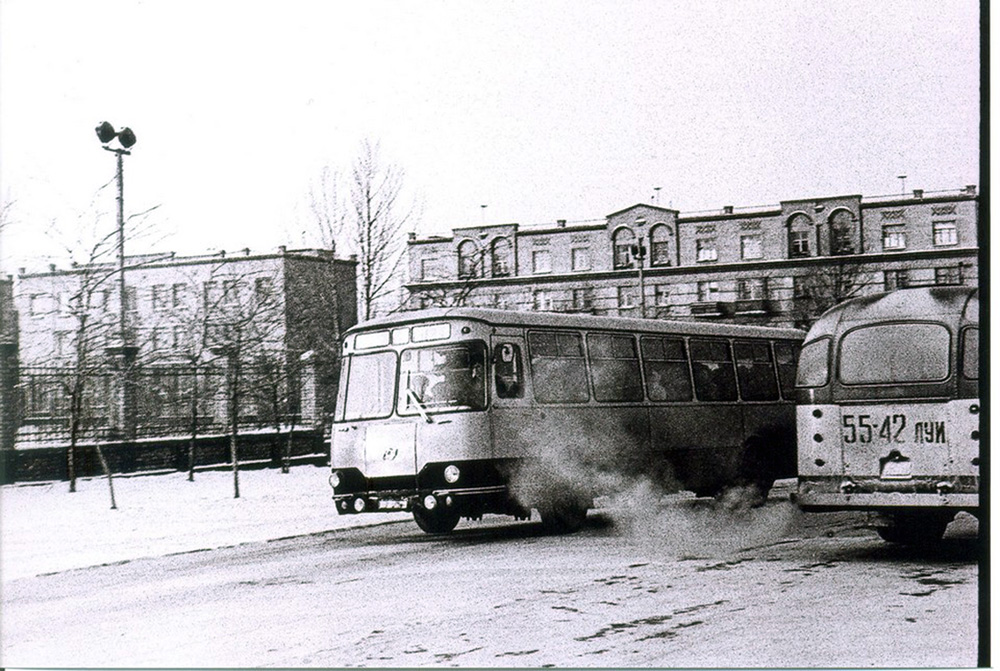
[795, 289, 979, 541]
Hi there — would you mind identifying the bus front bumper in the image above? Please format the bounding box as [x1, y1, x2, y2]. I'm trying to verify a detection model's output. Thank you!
[332, 485, 511, 515]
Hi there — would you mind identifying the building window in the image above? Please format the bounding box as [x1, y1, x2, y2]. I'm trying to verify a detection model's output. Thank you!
[532, 249, 552, 274]
[54, 331, 69, 357]
[935, 266, 962, 286]
[884, 269, 909, 291]
[151, 285, 168, 311]
[696, 238, 718, 263]
[617, 285, 637, 309]
[697, 281, 719, 302]
[173, 325, 187, 349]
[171, 284, 186, 308]
[653, 285, 670, 308]
[933, 221, 958, 246]
[222, 279, 240, 305]
[829, 210, 855, 255]
[613, 228, 636, 269]
[788, 214, 813, 258]
[882, 225, 906, 250]
[419, 259, 436, 281]
[254, 277, 274, 303]
[203, 281, 220, 309]
[491, 237, 512, 277]
[458, 240, 479, 279]
[571, 247, 591, 271]
[740, 235, 763, 260]
[789, 230, 811, 258]
[533, 289, 554, 311]
[572, 288, 593, 311]
[736, 278, 767, 300]
[649, 224, 673, 267]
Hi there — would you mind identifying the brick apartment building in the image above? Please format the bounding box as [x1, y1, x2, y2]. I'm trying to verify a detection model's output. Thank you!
[403, 185, 978, 328]
[13, 247, 356, 442]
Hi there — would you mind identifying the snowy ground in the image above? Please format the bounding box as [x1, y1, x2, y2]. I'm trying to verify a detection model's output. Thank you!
[0, 465, 410, 581]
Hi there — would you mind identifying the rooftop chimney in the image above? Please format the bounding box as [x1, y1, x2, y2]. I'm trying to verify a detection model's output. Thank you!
[49, 263, 56, 272]
[723, 206, 734, 214]
[242, 247, 251, 256]
[556, 219, 567, 227]
[408, 232, 417, 241]
[913, 189, 924, 199]
[964, 185, 977, 195]
[278, 245, 287, 254]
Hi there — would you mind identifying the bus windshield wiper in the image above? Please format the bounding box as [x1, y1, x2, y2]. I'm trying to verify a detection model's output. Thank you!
[406, 388, 433, 423]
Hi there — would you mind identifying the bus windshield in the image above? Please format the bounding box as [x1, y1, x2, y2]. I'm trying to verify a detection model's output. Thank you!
[398, 341, 487, 414]
[342, 351, 397, 420]
[839, 323, 951, 384]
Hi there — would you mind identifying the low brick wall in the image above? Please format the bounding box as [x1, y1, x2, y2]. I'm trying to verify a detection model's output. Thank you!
[1, 429, 328, 485]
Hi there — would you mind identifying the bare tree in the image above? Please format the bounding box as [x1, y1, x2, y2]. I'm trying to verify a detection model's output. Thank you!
[303, 139, 419, 321]
[791, 261, 875, 328]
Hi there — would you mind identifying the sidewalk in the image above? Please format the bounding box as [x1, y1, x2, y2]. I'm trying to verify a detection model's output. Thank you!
[0, 465, 411, 581]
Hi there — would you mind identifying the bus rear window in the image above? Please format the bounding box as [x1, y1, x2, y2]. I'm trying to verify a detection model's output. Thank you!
[839, 323, 950, 385]
[773, 341, 799, 398]
[796, 338, 830, 388]
[962, 327, 978, 379]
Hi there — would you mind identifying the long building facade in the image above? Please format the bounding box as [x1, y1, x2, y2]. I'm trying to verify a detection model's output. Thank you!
[13, 247, 356, 443]
[403, 186, 979, 329]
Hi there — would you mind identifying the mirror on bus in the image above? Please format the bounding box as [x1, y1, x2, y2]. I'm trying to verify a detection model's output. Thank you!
[494, 343, 524, 398]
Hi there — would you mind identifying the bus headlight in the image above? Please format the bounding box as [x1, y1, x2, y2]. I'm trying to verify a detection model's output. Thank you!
[329, 471, 341, 489]
[353, 497, 366, 512]
[444, 464, 461, 484]
[423, 495, 438, 510]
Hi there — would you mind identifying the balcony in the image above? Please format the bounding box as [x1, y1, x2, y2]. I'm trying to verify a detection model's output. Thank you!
[734, 299, 773, 315]
[690, 301, 725, 317]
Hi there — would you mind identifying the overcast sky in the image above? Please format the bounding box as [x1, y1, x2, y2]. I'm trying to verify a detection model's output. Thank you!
[0, 0, 980, 272]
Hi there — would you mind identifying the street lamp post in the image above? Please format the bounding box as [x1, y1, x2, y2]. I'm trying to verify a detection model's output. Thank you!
[95, 121, 138, 443]
[631, 218, 648, 319]
[95, 121, 136, 348]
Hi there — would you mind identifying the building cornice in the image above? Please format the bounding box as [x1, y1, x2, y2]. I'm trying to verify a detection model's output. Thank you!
[404, 246, 978, 291]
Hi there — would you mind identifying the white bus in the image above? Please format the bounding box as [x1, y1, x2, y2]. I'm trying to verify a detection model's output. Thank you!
[329, 308, 804, 533]
[794, 287, 979, 544]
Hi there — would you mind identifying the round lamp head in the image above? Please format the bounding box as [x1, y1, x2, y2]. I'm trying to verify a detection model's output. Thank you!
[95, 121, 116, 144]
[118, 127, 137, 148]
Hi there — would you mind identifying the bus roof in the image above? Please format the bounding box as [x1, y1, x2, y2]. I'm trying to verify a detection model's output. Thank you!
[805, 286, 979, 341]
[349, 308, 806, 340]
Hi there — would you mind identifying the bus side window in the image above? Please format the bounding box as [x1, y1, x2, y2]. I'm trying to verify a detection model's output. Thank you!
[494, 342, 524, 398]
[689, 339, 737, 402]
[734, 340, 779, 401]
[527, 331, 589, 403]
[773, 341, 799, 399]
[640, 336, 693, 401]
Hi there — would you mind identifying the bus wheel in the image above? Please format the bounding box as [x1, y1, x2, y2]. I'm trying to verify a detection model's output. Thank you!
[412, 506, 461, 534]
[539, 499, 589, 534]
[734, 439, 776, 505]
[875, 513, 952, 545]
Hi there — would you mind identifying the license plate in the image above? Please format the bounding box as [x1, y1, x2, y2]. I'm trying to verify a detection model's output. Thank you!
[378, 499, 408, 510]
[842, 413, 947, 446]
[880, 459, 912, 480]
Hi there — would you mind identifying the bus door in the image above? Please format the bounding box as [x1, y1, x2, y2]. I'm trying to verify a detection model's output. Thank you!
[490, 332, 533, 460]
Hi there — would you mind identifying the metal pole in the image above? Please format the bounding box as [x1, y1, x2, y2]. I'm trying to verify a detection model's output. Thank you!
[116, 150, 127, 345]
[637, 249, 646, 319]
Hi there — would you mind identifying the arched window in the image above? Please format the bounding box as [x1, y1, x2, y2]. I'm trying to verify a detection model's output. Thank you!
[491, 237, 512, 277]
[828, 209, 856, 255]
[612, 228, 636, 269]
[458, 240, 480, 279]
[787, 213, 813, 258]
[649, 224, 673, 267]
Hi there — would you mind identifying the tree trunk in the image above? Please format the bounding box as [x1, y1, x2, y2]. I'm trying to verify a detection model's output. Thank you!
[94, 443, 117, 509]
[187, 366, 198, 482]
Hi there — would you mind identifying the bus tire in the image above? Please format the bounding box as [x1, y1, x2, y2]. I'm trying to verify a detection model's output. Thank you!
[875, 513, 952, 545]
[735, 438, 776, 504]
[412, 507, 461, 534]
[539, 498, 589, 534]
